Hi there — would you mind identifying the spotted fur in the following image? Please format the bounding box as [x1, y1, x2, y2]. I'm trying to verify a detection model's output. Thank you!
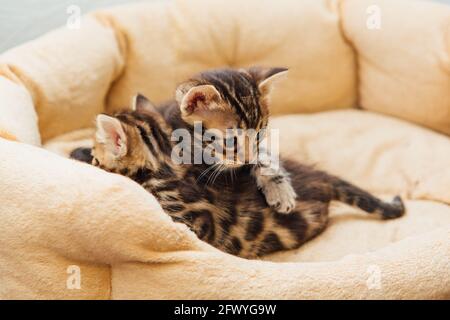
[83, 107, 405, 259]
[72, 68, 405, 258]
[172, 68, 297, 213]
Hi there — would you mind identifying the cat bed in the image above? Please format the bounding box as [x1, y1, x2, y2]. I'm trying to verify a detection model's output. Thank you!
[0, 0, 449, 299]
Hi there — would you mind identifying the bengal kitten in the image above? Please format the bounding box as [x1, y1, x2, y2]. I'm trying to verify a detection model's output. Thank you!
[168, 67, 297, 214]
[78, 67, 298, 214]
[85, 95, 405, 259]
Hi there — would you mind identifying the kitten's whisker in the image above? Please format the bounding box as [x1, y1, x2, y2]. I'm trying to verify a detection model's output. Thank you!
[209, 163, 226, 186]
[204, 162, 222, 186]
[206, 163, 222, 186]
[206, 167, 220, 186]
[197, 163, 219, 182]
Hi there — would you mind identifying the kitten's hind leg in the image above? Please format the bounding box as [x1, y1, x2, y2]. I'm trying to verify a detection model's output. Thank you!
[331, 179, 405, 219]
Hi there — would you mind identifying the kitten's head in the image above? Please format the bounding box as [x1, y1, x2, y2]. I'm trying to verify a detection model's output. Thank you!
[91, 95, 173, 177]
[175, 67, 288, 167]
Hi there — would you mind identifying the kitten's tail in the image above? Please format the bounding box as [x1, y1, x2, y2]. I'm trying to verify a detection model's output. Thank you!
[330, 179, 405, 219]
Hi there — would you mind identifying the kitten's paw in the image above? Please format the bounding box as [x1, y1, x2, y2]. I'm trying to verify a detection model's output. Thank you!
[264, 181, 297, 214]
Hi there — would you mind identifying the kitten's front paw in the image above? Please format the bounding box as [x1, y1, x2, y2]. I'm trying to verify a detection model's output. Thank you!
[264, 181, 297, 214]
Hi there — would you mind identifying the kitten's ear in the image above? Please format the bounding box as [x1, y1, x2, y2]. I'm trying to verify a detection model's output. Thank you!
[176, 84, 223, 117]
[95, 114, 127, 158]
[132, 93, 157, 113]
[247, 67, 288, 95]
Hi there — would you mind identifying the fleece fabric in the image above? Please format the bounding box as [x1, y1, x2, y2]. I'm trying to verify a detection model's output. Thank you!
[0, 0, 449, 299]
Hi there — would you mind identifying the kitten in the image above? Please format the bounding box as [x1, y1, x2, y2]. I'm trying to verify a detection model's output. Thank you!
[75, 68, 296, 214]
[87, 95, 405, 258]
[166, 67, 297, 214]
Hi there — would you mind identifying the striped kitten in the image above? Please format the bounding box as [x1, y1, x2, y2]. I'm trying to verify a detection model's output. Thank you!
[75, 68, 298, 213]
[168, 67, 297, 214]
[88, 95, 405, 259]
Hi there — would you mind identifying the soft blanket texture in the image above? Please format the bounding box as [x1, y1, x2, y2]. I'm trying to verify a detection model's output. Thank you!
[0, 0, 449, 299]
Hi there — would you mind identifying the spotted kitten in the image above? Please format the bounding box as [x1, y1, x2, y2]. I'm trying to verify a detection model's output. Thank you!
[87, 95, 405, 259]
[75, 68, 296, 213]
[168, 67, 297, 214]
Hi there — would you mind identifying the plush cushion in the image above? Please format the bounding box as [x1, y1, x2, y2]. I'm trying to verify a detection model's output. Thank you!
[100, 0, 358, 116]
[341, 0, 450, 135]
[0, 17, 124, 142]
[0, 68, 39, 145]
[272, 110, 450, 205]
[0, 0, 357, 142]
[0, 0, 449, 299]
[1, 109, 448, 299]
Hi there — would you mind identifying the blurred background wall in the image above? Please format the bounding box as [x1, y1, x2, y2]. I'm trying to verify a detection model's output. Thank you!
[0, 0, 448, 54]
[0, 0, 154, 53]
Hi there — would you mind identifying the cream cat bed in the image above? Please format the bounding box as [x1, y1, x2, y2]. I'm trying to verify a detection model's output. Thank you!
[0, 0, 449, 299]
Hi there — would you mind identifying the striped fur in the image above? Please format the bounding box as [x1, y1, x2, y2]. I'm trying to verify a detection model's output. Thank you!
[72, 68, 405, 258]
[86, 107, 405, 259]
[174, 68, 297, 213]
